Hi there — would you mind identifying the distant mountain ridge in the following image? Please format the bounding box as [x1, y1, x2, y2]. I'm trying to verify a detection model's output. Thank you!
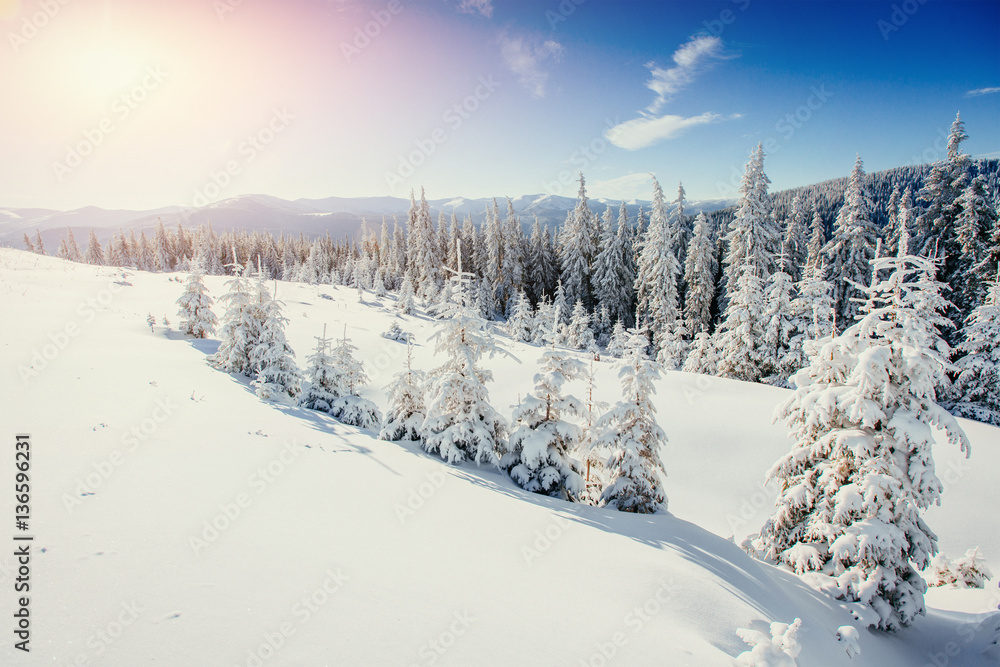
[0, 193, 735, 248]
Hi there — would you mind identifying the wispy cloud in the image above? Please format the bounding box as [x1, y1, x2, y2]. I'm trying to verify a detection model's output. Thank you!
[499, 32, 564, 98]
[645, 35, 729, 113]
[606, 35, 736, 150]
[966, 86, 1000, 97]
[457, 0, 493, 18]
[606, 113, 725, 150]
[588, 173, 657, 200]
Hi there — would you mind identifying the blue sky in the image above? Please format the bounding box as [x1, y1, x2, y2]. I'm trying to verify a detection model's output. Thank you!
[0, 0, 997, 210]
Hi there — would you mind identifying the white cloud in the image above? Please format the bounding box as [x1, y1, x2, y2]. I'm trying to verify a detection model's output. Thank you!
[457, 0, 493, 18]
[606, 112, 724, 150]
[605, 35, 736, 151]
[645, 35, 728, 113]
[499, 33, 564, 98]
[966, 86, 1000, 97]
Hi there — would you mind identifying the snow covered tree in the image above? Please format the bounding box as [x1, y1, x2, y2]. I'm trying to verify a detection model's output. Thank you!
[560, 175, 597, 310]
[715, 264, 768, 382]
[502, 347, 587, 500]
[656, 321, 687, 371]
[596, 331, 668, 514]
[33, 230, 46, 256]
[805, 208, 825, 272]
[824, 154, 879, 324]
[326, 328, 382, 429]
[379, 341, 426, 442]
[723, 143, 780, 298]
[785, 263, 835, 375]
[683, 212, 717, 336]
[22, 233, 35, 253]
[607, 320, 629, 358]
[396, 275, 417, 315]
[505, 290, 535, 343]
[594, 201, 636, 327]
[926, 548, 994, 589]
[176, 265, 218, 338]
[783, 194, 809, 280]
[251, 279, 302, 403]
[761, 253, 797, 383]
[421, 255, 509, 465]
[301, 326, 340, 414]
[914, 113, 971, 290]
[953, 175, 999, 313]
[210, 259, 260, 376]
[753, 248, 971, 631]
[945, 270, 1000, 426]
[565, 300, 595, 350]
[635, 176, 682, 350]
[682, 331, 718, 375]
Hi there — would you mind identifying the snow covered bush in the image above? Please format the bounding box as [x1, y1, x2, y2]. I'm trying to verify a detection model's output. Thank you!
[502, 347, 586, 500]
[753, 245, 971, 631]
[250, 279, 302, 403]
[379, 341, 426, 442]
[682, 331, 718, 375]
[421, 268, 508, 466]
[596, 330, 668, 514]
[301, 326, 380, 429]
[735, 618, 802, 667]
[926, 548, 993, 589]
[381, 321, 412, 343]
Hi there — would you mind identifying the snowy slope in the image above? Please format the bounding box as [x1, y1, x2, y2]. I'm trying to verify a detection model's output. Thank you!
[0, 249, 997, 666]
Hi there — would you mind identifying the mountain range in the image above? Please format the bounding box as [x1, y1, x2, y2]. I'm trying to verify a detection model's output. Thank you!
[0, 193, 736, 248]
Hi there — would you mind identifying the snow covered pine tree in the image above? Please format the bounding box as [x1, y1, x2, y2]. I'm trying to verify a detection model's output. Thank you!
[753, 243, 971, 631]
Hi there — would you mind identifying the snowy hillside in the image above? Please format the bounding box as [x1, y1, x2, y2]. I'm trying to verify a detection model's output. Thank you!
[1, 249, 997, 665]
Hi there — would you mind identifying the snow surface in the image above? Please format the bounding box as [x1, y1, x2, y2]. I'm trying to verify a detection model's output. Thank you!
[1, 248, 997, 665]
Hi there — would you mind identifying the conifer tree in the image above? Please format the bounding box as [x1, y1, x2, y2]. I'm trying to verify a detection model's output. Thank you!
[946, 269, 1000, 426]
[682, 332, 718, 375]
[824, 155, 879, 324]
[683, 212, 717, 336]
[502, 346, 587, 499]
[176, 265, 218, 338]
[566, 300, 595, 350]
[302, 326, 340, 414]
[762, 253, 797, 382]
[635, 176, 682, 350]
[723, 143, 780, 296]
[251, 277, 302, 403]
[607, 319, 629, 358]
[753, 246, 970, 631]
[560, 173, 596, 309]
[210, 259, 260, 376]
[422, 252, 509, 465]
[594, 201, 636, 328]
[596, 331, 668, 514]
[326, 327, 382, 429]
[783, 195, 809, 280]
[505, 290, 535, 343]
[22, 233, 35, 253]
[380, 341, 427, 441]
[805, 208, 825, 272]
[954, 175, 999, 312]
